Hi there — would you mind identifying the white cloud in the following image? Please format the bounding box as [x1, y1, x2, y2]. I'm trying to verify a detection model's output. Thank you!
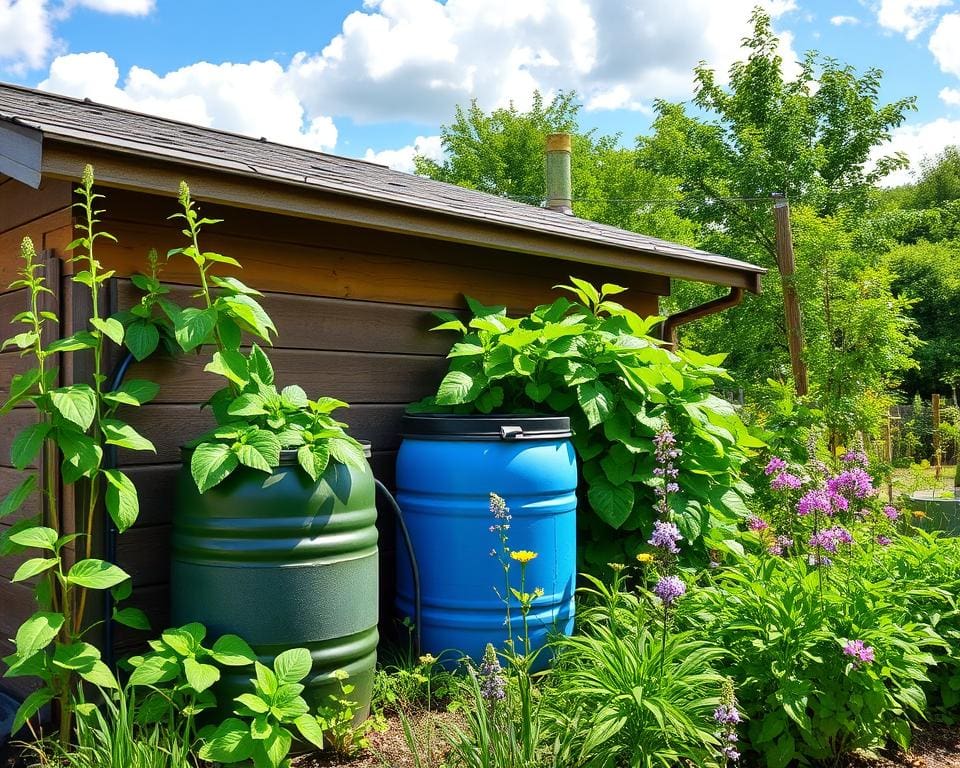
[876, 0, 951, 40]
[69, 0, 154, 14]
[0, 0, 155, 73]
[0, 0, 54, 72]
[288, 0, 799, 124]
[363, 134, 443, 173]
[939, 85, 960, 105]
[830, 14, 860, 25]
[930, 12, 960, 75]
[39, 52, 338, 151]
[871, 117, 960, 186]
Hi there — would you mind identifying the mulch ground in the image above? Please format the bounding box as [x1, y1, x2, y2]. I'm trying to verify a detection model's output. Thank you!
[4, 715, 958, 767]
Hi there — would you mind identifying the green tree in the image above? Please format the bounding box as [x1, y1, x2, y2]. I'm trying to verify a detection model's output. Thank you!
[913, 145, 960, 208]
[889, 241, 960, 397]
[415, 91, 696, 244]
[639, 8, 918, 438]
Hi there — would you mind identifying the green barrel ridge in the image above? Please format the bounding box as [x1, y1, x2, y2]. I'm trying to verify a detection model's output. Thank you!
[171, 448, 379, 716]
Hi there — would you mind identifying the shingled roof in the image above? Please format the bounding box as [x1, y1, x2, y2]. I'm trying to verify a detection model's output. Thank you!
[0, 82, 764, 291]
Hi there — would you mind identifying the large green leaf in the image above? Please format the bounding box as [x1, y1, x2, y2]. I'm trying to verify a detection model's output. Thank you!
[211, 634, 257, 666]
[1, 369, 41, 412]
[294, 714, 326, 750]
[112, 607, 151, 630]
[274, 647, 312, 684]
[199, 718, 255, 763]
[101, 419, 156, 452]
[50, 385, 97, 430]
[577, 381, 613, 429]
[90, 317, 125, 346]
[104, 469, 140, 532]
[191, 442, 239, 493]
[67, 559, 130, 589]
[8, 526, 59, 552]
[124, 320, 160, 361]
[14, 611, 64, 658]
[184, 656, 221, 693]
[104, 379, 160, 407]
[0, 473, 37, 520]
[219, 295, 276, 342]
[53, 642, 101, 672]
[59, 429, 103, 483]
[12, 557, 58, 583]
[10, 422, 51, 470]
[11, 687, 54, 736]
[205, 349, 250, 386]
[174, 307, 218, 352]
[435, 370, 475, 405]
[586, 477, 635, 529]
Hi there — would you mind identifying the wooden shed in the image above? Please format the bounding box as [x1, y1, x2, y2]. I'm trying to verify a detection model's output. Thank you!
[0, 82, 764, 699]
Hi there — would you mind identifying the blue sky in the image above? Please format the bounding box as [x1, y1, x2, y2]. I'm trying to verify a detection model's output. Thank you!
[2, 0, 959, 184]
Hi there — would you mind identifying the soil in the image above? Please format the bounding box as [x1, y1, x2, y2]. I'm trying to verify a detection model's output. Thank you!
[3, 714, 957, 767]
[842, 723, 960, 768]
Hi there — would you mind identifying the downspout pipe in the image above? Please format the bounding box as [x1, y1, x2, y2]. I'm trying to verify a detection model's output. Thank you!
[661, 287, 745, 348]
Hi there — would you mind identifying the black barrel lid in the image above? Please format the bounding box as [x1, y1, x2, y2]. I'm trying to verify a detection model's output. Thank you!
[402, 413, 571, 441]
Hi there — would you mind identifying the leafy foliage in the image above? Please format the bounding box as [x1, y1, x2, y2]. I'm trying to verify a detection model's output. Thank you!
[683, 552, 944, 765]
[1, 167, 157, 743]
[158, 183, 367, 492]
[418, 279, 761, 568]
[198, 648, 330, 768]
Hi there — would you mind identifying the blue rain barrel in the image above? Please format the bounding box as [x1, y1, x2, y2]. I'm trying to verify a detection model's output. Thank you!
[395, 413, 577, 664]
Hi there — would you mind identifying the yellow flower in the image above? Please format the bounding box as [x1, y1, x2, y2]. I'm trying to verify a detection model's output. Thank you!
[636, 553, 655, 564]
[608, 562, 625, 572]
[912, 509, 928, 519]
[418, 654, 436, 666]
[510, 550, 538, 564]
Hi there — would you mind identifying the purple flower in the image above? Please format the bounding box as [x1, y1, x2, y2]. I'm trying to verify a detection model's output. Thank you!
[843, 639, 875, 667]
[827, 468, 875, 500]
[648, 520, 683, 554]
[747, 515, 769, 531]
[809, 526, 853, 554]
[797, 489, 833, 517]
[714, 705, 741, 725]
[722, 746, 741, 761]
[653, 575, 686, 606]
[478, 643, 506, 700]
[841, 450, 868, 466]
[767, 535, 794, 556]
[764, 457, 788, 476]
[876, 535, 892, 546]
[883, 505, 899, 521]
[770, 472, 802, 491]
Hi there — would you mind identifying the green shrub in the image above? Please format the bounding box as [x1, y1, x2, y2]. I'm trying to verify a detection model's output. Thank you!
[418, 279, 762, 568]
[683, 553, 943, 765]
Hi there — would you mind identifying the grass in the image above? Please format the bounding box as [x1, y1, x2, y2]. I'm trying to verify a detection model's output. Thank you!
[890, 462, 957, 499]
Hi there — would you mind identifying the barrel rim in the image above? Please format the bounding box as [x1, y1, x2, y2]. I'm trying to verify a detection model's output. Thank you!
[401, 412, 571, 440]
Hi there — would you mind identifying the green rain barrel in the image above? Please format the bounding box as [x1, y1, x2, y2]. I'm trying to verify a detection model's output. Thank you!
[171, 444, 378, 715]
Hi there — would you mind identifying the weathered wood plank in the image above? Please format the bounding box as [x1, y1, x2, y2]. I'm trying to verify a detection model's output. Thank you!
[115, 280, 454, 355]
[0, 178, 72, 234]
[128, 348, 448, 405]
[0, 210, 72, 290]
[93, 218, 663, 313]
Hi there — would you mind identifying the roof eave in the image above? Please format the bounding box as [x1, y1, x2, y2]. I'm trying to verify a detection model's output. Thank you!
[37, 135, 763, 293]
[0, 118, 42, 188]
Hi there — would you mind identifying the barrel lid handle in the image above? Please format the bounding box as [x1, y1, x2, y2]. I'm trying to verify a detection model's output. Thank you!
[500, 425, 523, 440]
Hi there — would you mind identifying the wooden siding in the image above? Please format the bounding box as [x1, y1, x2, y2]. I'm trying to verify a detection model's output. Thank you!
[0, 177, 72, 700]
[93, 188, 666, 655]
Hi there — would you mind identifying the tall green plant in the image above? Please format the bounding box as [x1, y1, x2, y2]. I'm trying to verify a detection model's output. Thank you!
[1, 167, 158, 743]
[418, 279, 762, 567]
[159, 183, 366, 492]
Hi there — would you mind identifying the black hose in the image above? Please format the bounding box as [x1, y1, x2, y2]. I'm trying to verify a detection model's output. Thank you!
[374, 478, 422, 658]
[102, 350, 136, 670]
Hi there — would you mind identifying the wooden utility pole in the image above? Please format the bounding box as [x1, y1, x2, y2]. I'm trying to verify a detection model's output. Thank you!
[772, 193, 808, 396]
[933, 393, 942, 480]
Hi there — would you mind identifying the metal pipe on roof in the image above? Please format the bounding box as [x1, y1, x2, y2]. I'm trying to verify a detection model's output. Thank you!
[545, 133, 573, 215]
[661, 287, 744, 348]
